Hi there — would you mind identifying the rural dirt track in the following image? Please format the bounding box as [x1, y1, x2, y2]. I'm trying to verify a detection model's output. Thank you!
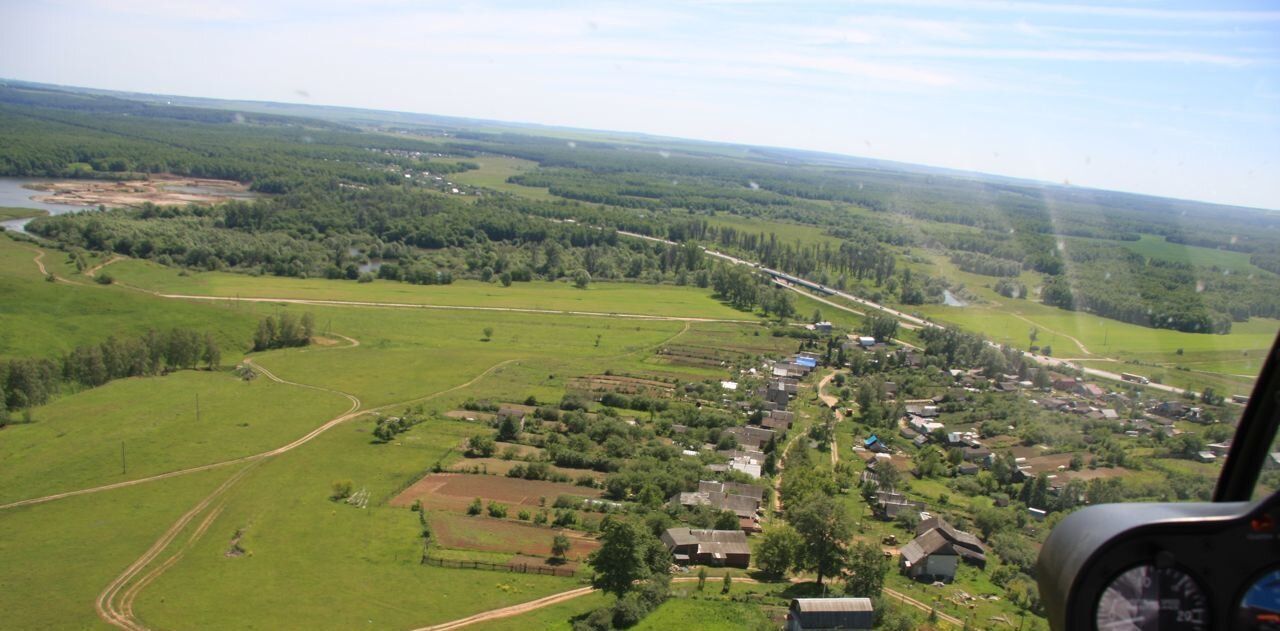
[414, 574, 962, 630]
[412, 586, 598, 631]
[96, 463, 257, 631]
[84, 255, 124, 278]
[29, 247, 48, 275]
[0, 359, 361, 513]
[1009, 312, 1092, 356]
[90, 357, 524, 630]
[883, 586, 966, 627]
[146, 291, 759, 324]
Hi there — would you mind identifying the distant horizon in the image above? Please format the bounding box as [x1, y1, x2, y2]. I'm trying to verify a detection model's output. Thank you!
[9, 74, 1279, 215]
[3, 1, 1277, 210]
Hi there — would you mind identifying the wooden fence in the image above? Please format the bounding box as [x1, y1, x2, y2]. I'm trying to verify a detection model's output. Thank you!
[421, 554, 576, 577]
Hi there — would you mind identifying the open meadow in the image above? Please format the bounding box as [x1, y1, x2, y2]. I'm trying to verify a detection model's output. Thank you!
[106, 257, 756, 321]
[1, 233, 784, 629]
[0, 238, 259, 359]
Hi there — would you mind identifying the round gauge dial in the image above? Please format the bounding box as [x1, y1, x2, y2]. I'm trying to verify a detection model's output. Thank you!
[1095, 564, 1209, 631]
[1238, 569, 1280, 630]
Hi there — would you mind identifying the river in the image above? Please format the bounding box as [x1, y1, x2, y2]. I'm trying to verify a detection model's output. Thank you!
[0, 177, 95, 234]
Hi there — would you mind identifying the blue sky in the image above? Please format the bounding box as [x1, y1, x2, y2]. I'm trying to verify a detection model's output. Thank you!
[2, 0, 1278, 209]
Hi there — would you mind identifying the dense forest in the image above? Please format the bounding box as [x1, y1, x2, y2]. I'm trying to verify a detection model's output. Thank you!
[4, 84, 1280, 334]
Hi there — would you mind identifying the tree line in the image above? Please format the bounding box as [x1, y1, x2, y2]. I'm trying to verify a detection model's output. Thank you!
[1, 326, 221, 413]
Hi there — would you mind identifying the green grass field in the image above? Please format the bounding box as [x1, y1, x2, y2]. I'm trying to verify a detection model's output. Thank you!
[907, 253, 1278, 395]
[2, 207, 1264, 631]
[632, 597, 774, 631]
[0, 206, 48, 220]
[0, 236, 259, 359]
[1118, 234, 1263, 274]
[107, 257, 756, 320]
[706, 213, 844, 249]
[134, 415, 580, 629]
[0, 466, 237, 629]
[0, 250, 746, 628]
[249, 304, 684, 408]
[0, 369, 350, 504]
[448, 156, 558, 200]
[466, 591, 610, 631]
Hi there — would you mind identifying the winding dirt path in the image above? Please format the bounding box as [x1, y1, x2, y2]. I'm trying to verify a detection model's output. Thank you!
[30, 247, 48, 275]
[84, 255, 124, 278]
[412, 573, 961, 631]
[96, 464, 258, 630]
[0, 360, 360, 513]
[1009, 312, 1091, 356]
[413, 586, 599, 631]
[91, 356, 521, 630]
[883, 586, 965, 628]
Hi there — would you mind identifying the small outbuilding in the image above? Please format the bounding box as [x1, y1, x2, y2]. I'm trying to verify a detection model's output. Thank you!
[787, 598, 874, 630]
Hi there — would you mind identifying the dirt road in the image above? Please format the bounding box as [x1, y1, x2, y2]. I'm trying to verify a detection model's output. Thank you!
[413, 574, 961, 631]
[91, 356, 521, 630]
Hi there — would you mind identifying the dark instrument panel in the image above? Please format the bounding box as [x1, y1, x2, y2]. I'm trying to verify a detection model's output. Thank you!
[1037, 492, 1280, 630]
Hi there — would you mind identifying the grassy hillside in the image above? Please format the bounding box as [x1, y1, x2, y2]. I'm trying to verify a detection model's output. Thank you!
[0, 236, 258, 359]
[107, 258, 754, 321]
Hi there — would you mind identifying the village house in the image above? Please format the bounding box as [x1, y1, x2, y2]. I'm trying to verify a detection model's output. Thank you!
[864, 435, 890, 453]
[786, 598, 874, 630]
[908, 415, 945, 438]
[712, 448, 766, 479]
[899, 529, 959, 582]
[760, 409, 795, 432]
[673, 482, 763, 531]
[661, 528, 751, 568]
[875, 491, 925, 519]
[905, 404, 940, 418]
[915, 517, 986, 568]
[962, 444, 992, 463]
[1075, 382, 1106, 399]
[726, 425, 776, 451]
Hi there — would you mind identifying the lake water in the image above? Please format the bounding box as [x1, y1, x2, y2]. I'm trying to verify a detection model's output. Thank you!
[942, 289, 968, 307]
[0, 177, 93, 233]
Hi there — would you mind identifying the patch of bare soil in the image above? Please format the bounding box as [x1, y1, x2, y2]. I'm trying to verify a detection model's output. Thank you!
[26, 175, 253, 208]
[225, 529, 246, 557]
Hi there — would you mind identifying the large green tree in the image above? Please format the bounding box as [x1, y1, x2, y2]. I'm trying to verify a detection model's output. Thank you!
[589, 519, 667, 598]
[789, 495, 853, 585]
[756, 523, 803, 579]
[843, 541, 890, 598]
